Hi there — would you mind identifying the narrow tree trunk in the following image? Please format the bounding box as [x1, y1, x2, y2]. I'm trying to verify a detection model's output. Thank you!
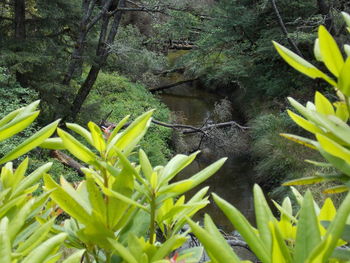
[14, 0, 26, 39]
[67, 0, 126, 121]
[270, 0, 303, 57]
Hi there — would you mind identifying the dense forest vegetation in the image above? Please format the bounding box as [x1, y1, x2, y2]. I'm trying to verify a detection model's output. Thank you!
[2, 0, 350, 262]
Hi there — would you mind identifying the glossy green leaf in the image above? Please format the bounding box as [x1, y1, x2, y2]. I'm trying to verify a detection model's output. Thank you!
[0, 111, 39, 143]
[61, 249, 85, 263]
[57, 128, 97, 164]
[44, 174, 92, 225]
[139, 149, 153, 181]
[344, 44, 350, 57]
[0, 218, 11, 263]
[160, 151, 199, 185]
[287, 110, 323, 135]
[187, 216, 241, 263]
[66, 123, 93, 146]
[11, 162, 52, 198]
[338, 57, 350, 96]
[308, 191, 350, 262]
[151, 235, 187, 261]
[315, 92, 335, 115]
[0, 119, 60, 164]
[253, 184, 274, 254]
[21, 233, 67, 263]
[107, 115, 130, 144]
[0, 108, 21, 128]
[108, 238, 138, 263]
[317, 133, 350, 163]
[88, 121, 106, 154]
[314, 38, 323, 61]
[213, 193, 270, 263]
[107, 110, 153, 157]
[294, 191, 321, 263]
[280, 133, 317, 149]
[40, 138, 65, 150]
[283, 176, 328, 186]
[342, 12, 350, 27]
[273, 41, 336, 86]
[16, 218, 56, 255]
[269, 222, 292, 263]
[318, 25, 344, 77]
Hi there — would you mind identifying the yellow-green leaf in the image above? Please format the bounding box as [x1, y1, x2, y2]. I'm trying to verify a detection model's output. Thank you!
[338, 57, 350, 96]
[88, 122, 106, 154]
[0, 120, 60, 164]
[57, 128, 97, 164]
[40, 138, 65, 150]
[318, 25, 344, 77]
[315, 92, 335, 115]
[273, 41, 336, 86]
[317, 133, 350, 164]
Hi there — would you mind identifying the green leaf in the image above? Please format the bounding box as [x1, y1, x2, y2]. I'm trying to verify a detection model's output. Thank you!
[0, 218, 11, 263]
[61, 250, 85, 263]
[160, 151, 199, 185]
[139, 149, 153, 181]
[280, 133, 317, 150]
[11, 162, 52, 198]
[318, 25, 344, 77]
[107, 110, 153, 157]
[0, 108, 21, 128]
[294, 191, 321, 263]
[213, 193, 270, 263]
[0, 111, 39, 143]
[283, 176, 328, 186]
[273, 41, 336, 86]
[344, 44, 350, 57]
[0, 120, 60, 164]
[66, 123, 93, 146]
[108, 239, 138, 263]
[315, 92, 335, 115]
[43, 174, 92, 225]
[151, 235, 187, 261]
[88, 122, 106, 154]
[342, 12, 350, 28]
[186, 216, 241, 263]
[287, 110, 323, 135]
[21, 233, 67, 263]
[107, 115, 130, 144]
[16, 218, 56, 255]
[253, 184, 275, 254]
[323, 185, 349, 194]
[269, 222, 292, 263]
[57, 128, 97, 164]
[40, 138, 65, 150]
[314, 38, 323, 62]
[338, 57, 350, 96]
[316, 133, 350, 164]
[307, 191, 350, 262]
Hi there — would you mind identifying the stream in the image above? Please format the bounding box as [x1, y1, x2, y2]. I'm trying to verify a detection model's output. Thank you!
[159, 83, 255, 230]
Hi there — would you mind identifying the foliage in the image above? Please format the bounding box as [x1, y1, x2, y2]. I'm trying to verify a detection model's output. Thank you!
[40, 109, 225, 262]
[0, 101, 68, 263]
[81, 71, 172, 165]
[188, 184, 350, 262]
[275, 14, 350, 193]
[249, 112, 324, 199]
[107, 25, 167, 87]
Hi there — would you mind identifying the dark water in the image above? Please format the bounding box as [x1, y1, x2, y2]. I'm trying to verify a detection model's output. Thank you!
[159, 84, 255, 230]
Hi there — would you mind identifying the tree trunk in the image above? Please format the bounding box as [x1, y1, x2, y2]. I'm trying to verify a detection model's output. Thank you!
[67, 0, 126, 121]
[270, 0, 303, 57]
[14, 0, 26, 39]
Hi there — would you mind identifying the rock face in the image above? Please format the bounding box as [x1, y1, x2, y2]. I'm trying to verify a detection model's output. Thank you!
[178, 227, 258, 262]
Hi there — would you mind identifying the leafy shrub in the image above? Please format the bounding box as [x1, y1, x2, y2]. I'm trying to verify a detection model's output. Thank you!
[80, 71, 172, 165]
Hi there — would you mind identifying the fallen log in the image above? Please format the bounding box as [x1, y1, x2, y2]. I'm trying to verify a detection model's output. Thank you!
[50, 150, 85, 177]
[149, 78, 199, 93]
